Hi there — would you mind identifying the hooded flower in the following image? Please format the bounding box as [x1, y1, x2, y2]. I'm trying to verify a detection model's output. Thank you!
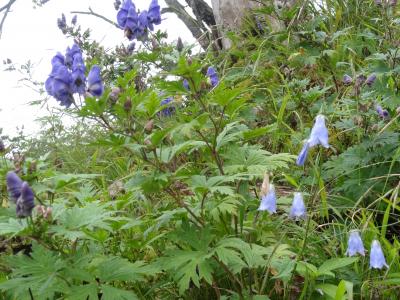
[206, 67, 219, 87]
[160, 97, 175, 117]
[258, 184, 277, 214]
[16, 182, 35, 218]
[343, 74, 352, 85]
[366, 74, 376, 87]
[87, 65, 104, 97]
[370, 240, 388, 269]
[296, 141, 309, 166]
[289, 192, 306, 219]
[376, 104, 389, 118]
[65, 44, 82, 68]
[346, 231, 365, 256]
[147, 0, 161, 30]
[117, 0, 136, 29]
[45, 63, 74, 107]
[51, 52, 65, 66]
[71, 54, 86, 95]
[308, 115, 329, 148]
[6, 171, 23, 203]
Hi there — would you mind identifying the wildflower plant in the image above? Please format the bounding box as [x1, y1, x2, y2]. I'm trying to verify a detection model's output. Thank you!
[1, 0, 400, 299]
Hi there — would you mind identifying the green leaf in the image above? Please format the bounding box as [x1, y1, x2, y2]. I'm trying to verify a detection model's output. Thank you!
[0, 218, 29, 236]
[101, 285, 138, 300]
[317, 257, 358, 277]
[65, 284, 98, 300]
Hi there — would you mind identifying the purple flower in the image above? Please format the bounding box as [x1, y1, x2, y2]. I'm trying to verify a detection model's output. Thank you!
[346, 231, 365, 256]
[296, 141, 309, 166]
[45, 63, 74, 107]
[390, 0, 397, 6]
[160, 97, 175, 116]
[366, 74, 376, 87]
[6, 171, 23, 203]
[16, 182, 35, 218]
[258, 184, 276, 214]
[183, 79, 190, 91]
[117, 0, 136, 29]
[127, 41, 136, 54]
[376, 105, 389, 118]
[71, 54, 86, 95]
[289, 192, 306, 219]
[133, 10, 149, 38]
[207, 67, 219, 87]
[51, 52, 65, 66]
[370, 240, 388, 269]
[65, 44, 82, 69]
[308, 115, 329, 148]
[71, 15, 78, 25]
[87, 65, 104, 97]
[147, 0, 161, 30]
[343, 74, 352, 85]
[57, 13, 67, 31]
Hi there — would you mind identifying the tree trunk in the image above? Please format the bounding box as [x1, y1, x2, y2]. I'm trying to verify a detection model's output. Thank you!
[211, 0, 261, 49]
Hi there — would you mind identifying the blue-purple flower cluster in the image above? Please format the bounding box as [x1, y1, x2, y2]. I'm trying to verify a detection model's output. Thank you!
[45, 44, 104, 107]
[6, 171, 35, 218]
[346, 231, 388, 269]
[117, 0, 161, 41]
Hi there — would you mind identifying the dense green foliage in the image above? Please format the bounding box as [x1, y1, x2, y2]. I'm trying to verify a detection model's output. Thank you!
[1, 0, 400, 299]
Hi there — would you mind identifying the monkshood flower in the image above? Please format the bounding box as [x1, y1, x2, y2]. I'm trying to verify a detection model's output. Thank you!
[45, 63, 74, 107]
[376, 105, 389, 118]
[258, 184, 277, 214]
[147, 0, 161, 30]
[6, 171, 23, 203]
[366, 74, 376, 87]
[296, 141, 309, 166]
[308, 115, 329, 148]
[370, 240, 388, 269]
[346, 231, 365, 256]
[117, 0, 136, 29]
[134, 10, 149, 38]
[16, 182, 35, 218]
[183, 79, 190, 91]
[160, 97, 175, 117]
[343, 74, 352, 85]
[65, 44, 82, 68]
[206, 67, 219, 87]
[289, 192, 306, 219]
[51, 52, 65, 66]
[390, 0, 398, 6]
[87, 65, 104, 97]
[71, 55, 86, 95]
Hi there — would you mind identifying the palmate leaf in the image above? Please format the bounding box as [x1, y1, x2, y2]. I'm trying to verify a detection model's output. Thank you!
[157, 140, 206, 163]
[65, 284, 98, 300]
[216, 122, 248, 150]
[223, 145, 294, 176]
[0, 243, 68, 299]
[90, 256, 148, 282]
[155, 249, 214, 295]
[101, 285, 139, 300]
[210, 196, 241, 222]
[0, 218, 29, 236]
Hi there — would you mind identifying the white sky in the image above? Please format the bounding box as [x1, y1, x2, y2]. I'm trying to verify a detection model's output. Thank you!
[0, 0, 207, 138]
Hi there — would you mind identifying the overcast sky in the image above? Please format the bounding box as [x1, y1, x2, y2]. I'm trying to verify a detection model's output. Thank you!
[0, 0, 205, 138]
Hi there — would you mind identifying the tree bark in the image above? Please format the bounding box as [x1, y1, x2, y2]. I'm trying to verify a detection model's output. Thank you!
[211, 0, 262, 49]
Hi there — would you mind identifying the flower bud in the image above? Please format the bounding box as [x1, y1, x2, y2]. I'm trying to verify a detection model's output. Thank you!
[144, 120, 154, 133]
[343, 74, 353, 85]
[0, 139, 5, 152]
[177, 37, 184, 53]
[124, 99, 132, 112]
[114, 0, 121, 10]
[151, 38, 159, 50]
[109, 87, 121, 104]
